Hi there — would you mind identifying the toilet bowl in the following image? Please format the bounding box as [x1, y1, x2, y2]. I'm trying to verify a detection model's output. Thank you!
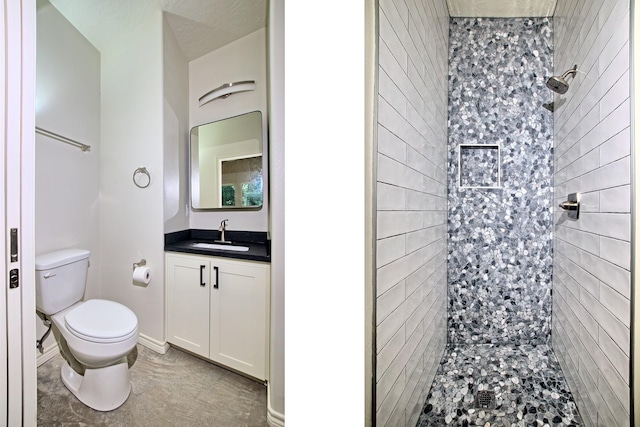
[35, 249, 139, 411]
[50, 300, 139, 411]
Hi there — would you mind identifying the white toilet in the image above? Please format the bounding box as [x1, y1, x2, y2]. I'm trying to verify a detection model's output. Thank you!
[35, 248, 139, 411]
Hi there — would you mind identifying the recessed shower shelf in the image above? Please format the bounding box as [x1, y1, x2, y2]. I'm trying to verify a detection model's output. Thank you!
[458, 144, 501, 189]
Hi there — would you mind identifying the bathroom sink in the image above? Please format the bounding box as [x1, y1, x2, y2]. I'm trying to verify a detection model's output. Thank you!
[191, 242, 249, 252]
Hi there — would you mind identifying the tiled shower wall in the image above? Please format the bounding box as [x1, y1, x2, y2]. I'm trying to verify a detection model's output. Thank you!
[375, 0, 449, 425]
[551, 0, 631, 426]
[447, 18, 555, 345]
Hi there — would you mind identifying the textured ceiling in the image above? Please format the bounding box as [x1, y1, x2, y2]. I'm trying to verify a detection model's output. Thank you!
[47, 0, 555, 61]
[48, 0, 266, 61]
[447, 0, 557, 17]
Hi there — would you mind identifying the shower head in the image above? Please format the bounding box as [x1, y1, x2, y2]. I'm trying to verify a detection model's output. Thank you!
[546, 65, 578, 94]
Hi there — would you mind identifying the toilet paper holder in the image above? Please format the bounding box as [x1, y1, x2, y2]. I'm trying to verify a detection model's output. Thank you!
[133, 259, 147, 271]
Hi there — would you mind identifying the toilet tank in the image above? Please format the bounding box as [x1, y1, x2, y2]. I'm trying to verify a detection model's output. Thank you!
[35, 248, 90, 315]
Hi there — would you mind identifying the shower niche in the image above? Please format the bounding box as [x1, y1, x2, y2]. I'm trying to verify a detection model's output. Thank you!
[458, 144, 501, 189]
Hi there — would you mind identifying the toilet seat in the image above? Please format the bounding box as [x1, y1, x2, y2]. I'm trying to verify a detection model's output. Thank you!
[65, 299, 138, 343]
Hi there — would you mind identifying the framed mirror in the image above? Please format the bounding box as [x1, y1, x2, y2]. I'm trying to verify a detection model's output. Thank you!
[190, 111, 264, 210]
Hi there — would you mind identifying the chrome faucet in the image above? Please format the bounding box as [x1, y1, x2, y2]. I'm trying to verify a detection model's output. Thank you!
[216, 219, 230, 244]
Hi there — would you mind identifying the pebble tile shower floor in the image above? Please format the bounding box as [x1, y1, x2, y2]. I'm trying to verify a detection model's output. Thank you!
[417, 344, 583, 426]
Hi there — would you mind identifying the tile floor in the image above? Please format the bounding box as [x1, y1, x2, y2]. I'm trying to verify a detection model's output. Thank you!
[417, 344, 583, 426]
[37, 344, 268, 426]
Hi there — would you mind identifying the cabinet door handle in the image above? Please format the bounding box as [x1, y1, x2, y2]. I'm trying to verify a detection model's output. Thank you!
[200, 265, 206, 286]
[213, 266, 219, 289]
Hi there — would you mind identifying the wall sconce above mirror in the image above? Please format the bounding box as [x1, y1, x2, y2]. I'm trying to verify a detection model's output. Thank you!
[198, 80, 256, 107]
[190, 111, 265, 210]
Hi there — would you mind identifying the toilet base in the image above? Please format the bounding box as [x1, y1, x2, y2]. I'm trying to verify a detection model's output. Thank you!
[60, 356, 131, 411]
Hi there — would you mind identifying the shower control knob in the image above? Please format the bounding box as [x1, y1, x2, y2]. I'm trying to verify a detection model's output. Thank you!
[558, 201, 578, 210]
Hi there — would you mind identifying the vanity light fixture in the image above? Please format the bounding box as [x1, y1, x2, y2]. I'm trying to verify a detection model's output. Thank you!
[198, 80, 256, 107]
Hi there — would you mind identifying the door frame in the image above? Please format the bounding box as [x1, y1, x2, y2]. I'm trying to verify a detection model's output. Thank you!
[3, 0, 37, 425]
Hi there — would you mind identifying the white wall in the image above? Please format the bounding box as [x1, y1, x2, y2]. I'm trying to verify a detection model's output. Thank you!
[99, 10, 166, 346]
[163, 15, 189, 234]
[267, 0, 284, 423]
[375, 0, 449, 425]
[35, 0, 100, 354]
[188, 29, 269, 232]
[552, 0, 631, 426]
[634, 0, 640, 422]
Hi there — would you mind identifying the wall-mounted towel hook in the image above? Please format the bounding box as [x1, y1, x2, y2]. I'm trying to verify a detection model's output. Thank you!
[133, 167, 150, 188]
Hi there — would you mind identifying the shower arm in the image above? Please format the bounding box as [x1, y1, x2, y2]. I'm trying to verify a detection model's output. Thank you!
[561, 65, 578, 79]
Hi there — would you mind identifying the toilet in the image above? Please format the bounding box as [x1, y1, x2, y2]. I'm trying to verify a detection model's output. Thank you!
[35, 248, 139, 411]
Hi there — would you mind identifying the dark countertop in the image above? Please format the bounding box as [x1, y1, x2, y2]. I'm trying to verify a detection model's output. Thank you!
[165, 229, 270, 263]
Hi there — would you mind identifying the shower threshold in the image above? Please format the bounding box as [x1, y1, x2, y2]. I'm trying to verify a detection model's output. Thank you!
[416, 344, 582, 426]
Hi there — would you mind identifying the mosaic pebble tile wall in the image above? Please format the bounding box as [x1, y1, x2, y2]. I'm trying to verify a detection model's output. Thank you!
[447, 18, 555, 345]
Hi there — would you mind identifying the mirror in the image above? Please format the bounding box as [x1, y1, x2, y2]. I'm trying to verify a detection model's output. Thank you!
[190, 111, 264, 209]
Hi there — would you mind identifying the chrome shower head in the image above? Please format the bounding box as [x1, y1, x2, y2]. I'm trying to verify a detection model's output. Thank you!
[546, 65, 578, 94]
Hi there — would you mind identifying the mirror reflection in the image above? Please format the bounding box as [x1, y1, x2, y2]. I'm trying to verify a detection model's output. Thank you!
[190, 111, 263, 209]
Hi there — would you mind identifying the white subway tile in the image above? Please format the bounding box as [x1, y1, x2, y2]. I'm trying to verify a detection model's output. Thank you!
[377, 324, 405, 380]
[377, 303, 406, 352]
[599, 70, 629, 120]
[378, 334, 415, 413]
[378, 210, 424, 239]
[599, 282, 630, 327]
[378, 153, 424, 192]
[379, 40, 407, 92]
[377, 248, 423, 296]
[599, 184, 630, 213]
[378, 125, 407, 165]
[379, 0, 408, 64]
[379, 69, 407, 118]
[580, 156, 630, 193]
[600, 127, 631, 166]
[377, 233, 406, 267]
[582, 99, 630, 157]
[580, 212, 630, 241]
[376, 367, 405, 422]
[599, 326, 630, 383]
[567, 257, 600, 297]
[596, 369, 630, 426]
[580, 249, 631, 298]
[406, 190, 443, 212]
[599, 236, 630, 269]
[566, 147, 600, 180]
[407, 146, 439, 180]
[401, 285, 425, 335]
[377, 182, 407, 213]
[595, 304, 630, 357]
[378, 98, 424, 153]
[377, 280, 406, 325]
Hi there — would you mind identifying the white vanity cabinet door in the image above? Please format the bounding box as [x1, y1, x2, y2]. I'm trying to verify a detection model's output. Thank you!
[166, 252, 270, 381]
[209, 259, 270, 381]
[166, 254, 211, 358]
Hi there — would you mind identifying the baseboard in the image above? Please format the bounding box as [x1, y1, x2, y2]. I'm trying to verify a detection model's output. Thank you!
[267, 384, 285, 427]
[138, 334, 170, 354]
[36, 343, 60, 367]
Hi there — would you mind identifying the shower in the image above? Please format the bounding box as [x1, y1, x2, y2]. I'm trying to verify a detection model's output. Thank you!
[373, 0, 633, 425]
[546, 64, 577, 94]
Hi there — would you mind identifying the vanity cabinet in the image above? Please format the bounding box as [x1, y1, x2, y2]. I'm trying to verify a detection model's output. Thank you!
[166, 252, 270, 381]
